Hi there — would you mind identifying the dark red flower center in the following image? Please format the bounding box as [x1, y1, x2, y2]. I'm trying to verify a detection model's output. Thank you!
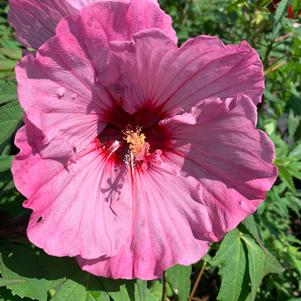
[97, 105, 171, 171]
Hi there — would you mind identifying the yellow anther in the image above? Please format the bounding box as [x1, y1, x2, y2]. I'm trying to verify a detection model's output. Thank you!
[123, 126, 146, 156]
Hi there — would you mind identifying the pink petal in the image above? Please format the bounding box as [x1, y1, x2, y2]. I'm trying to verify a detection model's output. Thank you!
[78, 162, 209, 280]
[23, 116, 77, 165]
[8, 0, 77, 49]
[101, 30, 264, 116]
[161, 94, 277, 240]
[16, 49, 106, 162]
[12, 126, 132, 259]
[72, 0, 176, 74]
[8, 0, 173, 50]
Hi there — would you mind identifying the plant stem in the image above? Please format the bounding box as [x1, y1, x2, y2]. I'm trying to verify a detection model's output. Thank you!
[189, 261, 207, 301]
[264, 1, 291, 68]
[263, 40, 275, 68]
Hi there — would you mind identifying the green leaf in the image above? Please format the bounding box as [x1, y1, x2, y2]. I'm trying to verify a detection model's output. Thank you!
[274, 0, 290, 24]
[285, 194, 301, 217]
[288, 111, 301, 140]
[241, 215, 261, 245]
[102, 279, 158, 301]
[165, 265, 192, 301]
[264, 251, 284, 275]
[0, 245, 66, 301]
[0, 156, 12, 172]
[0, 244, 110, 301]
[242, 235, 267, 301]
[272, 0, 291, 39]
[0, 100, 22, 146]
[51, 278, 109, 301]
[50, 280, 87, 301]
[211, 228, 284, 301]
[0, 48, 21, 61]
[242, 235, 284, 301]
[102, 280, 132, 301]
[135, 280, 147, 301]
[0, 287, 32, 301]
[278, 166, 296, 191]
[286, 163, 301, 181]
[148, 281, 162, 301]
[0, 278, 25, 287]
[0, 59, 16, 72]
[0, 225, 158, 301]
[136, 280, 147, 301]
[289, 142, 301, 160]
[0, 81, 17, 105]
[134, 281, 158, 301]
[211, 230, 246, 301]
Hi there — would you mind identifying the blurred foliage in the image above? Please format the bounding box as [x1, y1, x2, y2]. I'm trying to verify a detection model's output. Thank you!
[0, 0, 301, 300]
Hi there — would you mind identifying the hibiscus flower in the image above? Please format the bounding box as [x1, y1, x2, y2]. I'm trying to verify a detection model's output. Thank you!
[12, 0, 277, 279]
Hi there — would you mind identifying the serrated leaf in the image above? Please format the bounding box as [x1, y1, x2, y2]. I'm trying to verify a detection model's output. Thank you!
[242, 235, 284, 301]
[278, 166, 296, 191]
[272, 0, 291, 39]
[264, 252, 284, 275]
[211, 230, 246, 301]
[274, 0, 290, 24]
[212, 228, 283, 301]
[241, 235, 266, 301]
[165, 265, 191, 301]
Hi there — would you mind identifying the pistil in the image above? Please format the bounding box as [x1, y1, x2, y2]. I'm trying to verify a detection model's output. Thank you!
[123, 126, 149, 160]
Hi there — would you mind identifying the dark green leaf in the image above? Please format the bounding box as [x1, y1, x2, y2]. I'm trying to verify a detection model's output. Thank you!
[0, 244, 110, 301]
